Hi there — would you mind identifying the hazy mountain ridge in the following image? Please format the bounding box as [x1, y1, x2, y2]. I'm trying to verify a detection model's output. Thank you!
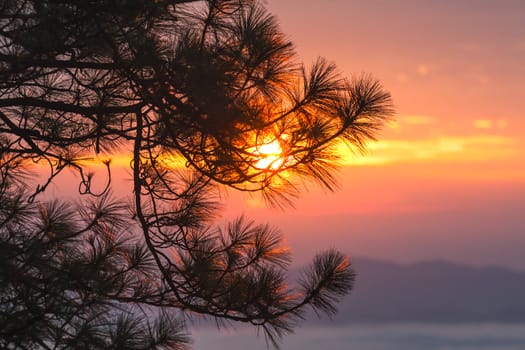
[308, 258, 525, 324]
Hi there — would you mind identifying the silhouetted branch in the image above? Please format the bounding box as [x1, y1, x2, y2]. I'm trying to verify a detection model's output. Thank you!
[1, 0, 390, 348]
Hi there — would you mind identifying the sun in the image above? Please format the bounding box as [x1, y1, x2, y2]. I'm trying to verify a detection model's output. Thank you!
[253, 139, 285, 171]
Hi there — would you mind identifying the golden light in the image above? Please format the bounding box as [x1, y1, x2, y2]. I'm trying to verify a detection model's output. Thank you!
[253, 139, 285, 171]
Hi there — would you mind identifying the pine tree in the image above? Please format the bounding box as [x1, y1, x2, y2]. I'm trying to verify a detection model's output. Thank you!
[0, 1, 393, 348]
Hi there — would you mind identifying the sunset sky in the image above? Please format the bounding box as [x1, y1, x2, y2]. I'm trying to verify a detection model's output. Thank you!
[227, 0, 525, 270]
[43, 0, 525, 272]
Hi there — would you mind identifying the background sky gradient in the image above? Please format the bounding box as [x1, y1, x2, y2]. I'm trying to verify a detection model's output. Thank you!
[43, 1, 525, 272]
[224, 0, 525, 271]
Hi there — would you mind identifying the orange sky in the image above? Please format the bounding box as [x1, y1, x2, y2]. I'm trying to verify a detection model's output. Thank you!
[266, 0, 525, 169]
[237, 0, 525, 270]
[35, 1, 525, 271]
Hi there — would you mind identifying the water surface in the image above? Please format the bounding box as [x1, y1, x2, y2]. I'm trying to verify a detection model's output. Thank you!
[192, 323, 525, 350]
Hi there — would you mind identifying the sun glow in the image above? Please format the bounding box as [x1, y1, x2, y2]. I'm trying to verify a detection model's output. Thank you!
[253, 139, 286, 171]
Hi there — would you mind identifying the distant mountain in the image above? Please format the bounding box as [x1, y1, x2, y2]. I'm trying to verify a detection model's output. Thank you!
[306, 258, 525, 324]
